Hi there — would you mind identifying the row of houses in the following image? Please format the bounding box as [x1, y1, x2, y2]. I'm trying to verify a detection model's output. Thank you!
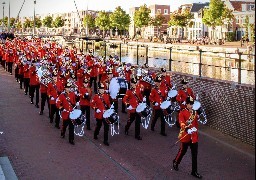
[18, 0, 255, 41]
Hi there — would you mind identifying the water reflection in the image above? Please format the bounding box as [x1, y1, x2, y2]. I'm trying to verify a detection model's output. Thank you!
[85, 44, 255, 85]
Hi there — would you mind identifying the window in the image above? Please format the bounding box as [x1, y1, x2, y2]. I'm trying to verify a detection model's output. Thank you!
[157, 9, 161, 14]
[164, 9, 168, 14]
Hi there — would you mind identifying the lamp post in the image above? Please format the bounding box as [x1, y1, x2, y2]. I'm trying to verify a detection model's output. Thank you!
[2, 2, 5, 31]
[33, 0, 36, 36]
[7, 0, 10, 32]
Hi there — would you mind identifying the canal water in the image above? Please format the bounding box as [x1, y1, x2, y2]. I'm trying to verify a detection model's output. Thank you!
[67, 41, 255, 85]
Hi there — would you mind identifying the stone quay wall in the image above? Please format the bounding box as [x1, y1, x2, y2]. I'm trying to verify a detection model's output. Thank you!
[171, 72, 255, 147]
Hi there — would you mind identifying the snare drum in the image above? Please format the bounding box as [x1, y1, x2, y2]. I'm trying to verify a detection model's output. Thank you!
[192, 100, 201, 110]
[168, 89, 178, 102]
[103, 109, 119, 124]
[136, 103, 151, 117]
[109, 77, 128, 99]
[69, 109, 85, 125]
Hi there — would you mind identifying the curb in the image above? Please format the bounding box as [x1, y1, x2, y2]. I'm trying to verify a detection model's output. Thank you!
[0, 157, 18, 180]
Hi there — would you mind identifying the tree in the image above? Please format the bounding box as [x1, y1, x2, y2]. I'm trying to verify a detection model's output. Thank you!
[15, 20, 22, 30]
[10, 17, 16, 27]
[133, 4, 151, 38]
[95, 11, 111, 38]
[83, 13, 96, 34]
[53, 16, 65, 28]
[244, 15, 249, 38]
[109, 6, 130, 35]
[203, 0, 234, 40]
[35, 17, 42, 28]
[43, 15, 53, 28]
[151, 13, 167, 37]
[23, 18, 32, 29]
[0, 17, 9, 27]
[168, 9, 193, 38]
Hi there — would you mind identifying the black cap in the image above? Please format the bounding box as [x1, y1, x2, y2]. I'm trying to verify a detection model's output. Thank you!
[161, 68, 166, 72]
[144, 63, 149, 68]
[131, 77, 137, 84]
[155, 75, 162, 82]
[98, 83, 105, 89]
[186, 96, 194, 105]
[181, 78, 189, 84]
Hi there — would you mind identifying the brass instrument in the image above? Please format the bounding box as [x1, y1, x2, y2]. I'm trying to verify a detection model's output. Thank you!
[178, 110, 196, 139]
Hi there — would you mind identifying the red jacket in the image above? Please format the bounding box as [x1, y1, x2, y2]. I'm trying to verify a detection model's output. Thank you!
[56, 93, 73, 120]
[178, 108, 199, 143]
[79, 87, 92, 106]
[176, 88, 195, 109]
[149, 88, 164, 110]
[29, 66, 39, 86]
[90, 93, 111, 119]
[123, 87, 143, 113]
[23, 64, 30, 78]
[47, 82, 59, 105]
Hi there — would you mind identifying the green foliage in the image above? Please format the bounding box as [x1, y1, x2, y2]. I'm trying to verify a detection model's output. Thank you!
[226, 32, 236, 41]
[10, 17, 16, 27]
[168, 9, 193, 27]
[35, 17, 42, 28]
[95, 11, 111, 31]
[43, 15, 53, 28]
[110, 6, 130, 31]
[203, 0, 234, 28]
[53, 16, 65, 28]
[15, 21, 22, 29]
[133, 4, 151, 28]
[23, 18, 32, 28]
[83, 13, 96, 30]
[249, 24, 255, 41]
[151, 13, 166, 27]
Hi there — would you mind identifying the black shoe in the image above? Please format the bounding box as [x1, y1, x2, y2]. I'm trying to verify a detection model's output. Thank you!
[50, 119, 53, 123]
[125, 128, 128, 135]
[25, 93, 27, 95]
[30, 101, 34, 104]
[161, 132, 167, 136]
[55, 125, 60, 129]
[94, 135, 98, 140]
[39, 111, 43, 115]
[35, 104, 39, 108]
[135, 136, 142, 140]
[69, 140, 75, 145]
[103, 141, 109, 146]
[61, 133, 65, 138]
[173, 160, 179, 171]
[191, 172, 202, 179]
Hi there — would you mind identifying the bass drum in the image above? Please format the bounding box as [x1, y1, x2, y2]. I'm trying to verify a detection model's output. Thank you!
[109, 77, 128, 99]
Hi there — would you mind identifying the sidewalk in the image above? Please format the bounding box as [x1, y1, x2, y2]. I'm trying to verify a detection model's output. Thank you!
[0, 67, 255, 179]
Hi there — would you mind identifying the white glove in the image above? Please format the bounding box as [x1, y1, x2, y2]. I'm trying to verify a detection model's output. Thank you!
[154, 102, 159, 106]
[187, 129, 193, 134]
[50, 97, 54, 100]
[143, 97, 146, 102]
[85, 93, 89, 96]
[196, 94, 199, 100]
[76, 102, 80, 107]
[96, 109, 101, 113]
[182, 101, 186, 105]
[127, 105, 133, 110]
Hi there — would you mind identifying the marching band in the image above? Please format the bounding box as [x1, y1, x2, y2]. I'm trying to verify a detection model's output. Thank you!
[0, 37, 207, 179]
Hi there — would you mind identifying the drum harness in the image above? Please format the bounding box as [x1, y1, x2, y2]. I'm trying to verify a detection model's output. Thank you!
[99, 95, 120, 136]
[133, 90, 152, 129]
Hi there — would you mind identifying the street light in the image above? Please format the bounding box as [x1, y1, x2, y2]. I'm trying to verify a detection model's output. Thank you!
[2, 2, 5, 31]
[33, 0, 36, 36]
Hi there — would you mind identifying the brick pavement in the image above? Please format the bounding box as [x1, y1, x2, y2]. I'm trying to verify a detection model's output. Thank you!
[0, 67, 255, 180]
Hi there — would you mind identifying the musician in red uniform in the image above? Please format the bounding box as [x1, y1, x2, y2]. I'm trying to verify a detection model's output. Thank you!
[123, 78, 143, 140]
[173, 96, 202, 179]
[56, 87, 76, 145]
[79, 78, 92, 130]
[90, 83, 111, 146]
[160, 68, 172, 91]
[149, 75, 167, 136]
[176, 79, 195, 128]
[23, 61, 30, 95]
[17, 60, 24, 89]
[29, 61, 40, 108]
[47, 76, 60, 127]
[39, 71, 49, 116]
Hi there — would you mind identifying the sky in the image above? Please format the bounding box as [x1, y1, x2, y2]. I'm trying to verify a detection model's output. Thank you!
[3, 0, 211, 18]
